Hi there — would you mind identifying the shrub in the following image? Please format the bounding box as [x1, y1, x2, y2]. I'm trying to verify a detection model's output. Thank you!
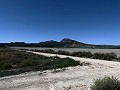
[91, 76, 120, 90]
[92, 53, 117, 61]
[80, 51, 93, 58]
[70, 51, 93, 58]
[30, 49, 55, 54]
[57, 50, 70, 55]
[39, 49, 55, 53]
[117, 57, 120, 61]
[70, 52, 81, 57]
[41, 49, 55, 53]
[19, 60, 36, 67]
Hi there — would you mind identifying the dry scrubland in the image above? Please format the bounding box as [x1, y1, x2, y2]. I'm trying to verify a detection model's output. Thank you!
[0, 48, 83, 77]
[12, 47, 120, 57]
[1, 48, 120, 90]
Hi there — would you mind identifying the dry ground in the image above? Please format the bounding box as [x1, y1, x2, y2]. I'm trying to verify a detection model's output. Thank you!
[12, 47, 120, 57]
[1, 52, 120, 90]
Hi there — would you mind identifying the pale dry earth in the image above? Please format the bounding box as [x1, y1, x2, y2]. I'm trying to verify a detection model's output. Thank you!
[1, 51, 120, 90]
[12, 47, 120, 57]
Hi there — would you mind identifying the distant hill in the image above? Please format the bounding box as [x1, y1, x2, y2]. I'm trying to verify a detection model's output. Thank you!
[38, 38, 94, 48]
[0, 38, 120, 49]
[60, 38, 84, 47]
[38, 40, 62, 47]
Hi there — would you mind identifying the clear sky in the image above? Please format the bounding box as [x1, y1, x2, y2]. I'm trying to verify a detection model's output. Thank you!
[0, 0, 120, 45]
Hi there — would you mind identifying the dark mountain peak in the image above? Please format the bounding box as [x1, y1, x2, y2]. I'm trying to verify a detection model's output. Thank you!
[61, 38, 72, 41]
[60, 38, 72, 42]
[60, 38, 85, 47]
[44, 40, 58, 43]
[60, 38, 80, 44]
[38, 40, 62, 47]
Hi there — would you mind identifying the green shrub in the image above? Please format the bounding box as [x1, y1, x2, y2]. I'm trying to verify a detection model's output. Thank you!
[70, 52, 81, 57]
[41, 49, 55, 53]
[91, 76, 120, 90]
[33, 49, 56, 54]
[79, 51, 93, 58]
[92, 53, 117, 61]
[70, 51, 93, 58]
[57, 50, 70, 55]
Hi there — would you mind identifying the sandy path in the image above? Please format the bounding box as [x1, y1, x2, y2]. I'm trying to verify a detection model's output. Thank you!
[1, 51, 120, 90]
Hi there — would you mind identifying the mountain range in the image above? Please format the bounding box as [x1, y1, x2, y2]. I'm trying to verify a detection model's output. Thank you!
[0, 38, 120, 49]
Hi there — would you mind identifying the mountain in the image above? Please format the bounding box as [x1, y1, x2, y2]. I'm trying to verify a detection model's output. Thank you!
[33, 38, 120, 48]
[60, 38, 89, 47]
[38, 40, 62, 47]
[37, 38, 91, 48]
[0, 38, 120, 49]
[60, 38, 82, 44]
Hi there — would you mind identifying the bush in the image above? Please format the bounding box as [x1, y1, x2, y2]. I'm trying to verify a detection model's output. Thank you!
[92, 53, 117, 61]
[41, 49, 55, 53]
[32, 49, 55, 54]
[91, 76, 120, 90]
[70, 52, 81, 57]
[117, 57, 120, 61]
[79, 51, 93, 58]
[70, 51, 93, 58]
[57, 50, 70, 55]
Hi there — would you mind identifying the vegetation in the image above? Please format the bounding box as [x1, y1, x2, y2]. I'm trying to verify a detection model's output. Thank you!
[0, 48, 82, 77]
[92, 53, 117, 61]
[30, 49, 119, 61]
[91, 76, 120, 90]
[70, 51, 93, 58]
[57, 50, 71, 55]
[35, 49, 55, 54]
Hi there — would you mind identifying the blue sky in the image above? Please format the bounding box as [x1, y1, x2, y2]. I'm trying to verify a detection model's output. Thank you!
[0, 0, 120, 45]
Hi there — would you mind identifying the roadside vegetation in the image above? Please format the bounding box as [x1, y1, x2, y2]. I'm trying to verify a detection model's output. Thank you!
[29, 49, 119, 61]
[0, 48, 84, 77]
[91, 76, 120, 90]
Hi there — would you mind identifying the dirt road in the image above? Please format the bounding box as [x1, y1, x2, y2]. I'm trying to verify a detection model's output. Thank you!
[0, 52, 120, 90]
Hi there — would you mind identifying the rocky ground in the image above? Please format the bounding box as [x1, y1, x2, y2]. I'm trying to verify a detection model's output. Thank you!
[1, 52, 120, 90]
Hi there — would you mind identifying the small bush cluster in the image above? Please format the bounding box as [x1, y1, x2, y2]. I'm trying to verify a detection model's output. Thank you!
[30, 49, 118, 61]
[70, 51, 93, 58]
[91, 76, 120, 90]
[57, 50, 71, 55]
[92, 53, 117, 61]
[31, 49, 55, 54]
